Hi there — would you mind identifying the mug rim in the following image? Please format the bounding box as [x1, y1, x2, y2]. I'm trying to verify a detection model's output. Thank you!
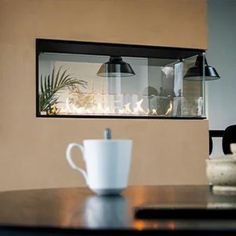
[83, 139, 132, 143]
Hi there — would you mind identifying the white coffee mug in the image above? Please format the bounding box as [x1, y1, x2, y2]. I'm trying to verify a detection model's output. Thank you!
[66, 140, 132, 195]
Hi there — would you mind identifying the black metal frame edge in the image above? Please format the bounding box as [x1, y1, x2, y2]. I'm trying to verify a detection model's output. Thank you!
[209, 130, 224, 137]
[36, 38, 205, 59]
[35, 38, 206, 120]
[36, 114, 206, 120]
[36, 39, 40, 118]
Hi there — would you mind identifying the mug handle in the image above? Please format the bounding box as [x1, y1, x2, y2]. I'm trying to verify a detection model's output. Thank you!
[66, 143, 88, 184]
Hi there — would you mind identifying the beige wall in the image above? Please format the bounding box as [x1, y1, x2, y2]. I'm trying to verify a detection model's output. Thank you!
[0, 0, 208, 191]
[0, 0, 208, 49]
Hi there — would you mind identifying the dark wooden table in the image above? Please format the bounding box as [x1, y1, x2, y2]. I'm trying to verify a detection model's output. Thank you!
[1, 185, 236, 235]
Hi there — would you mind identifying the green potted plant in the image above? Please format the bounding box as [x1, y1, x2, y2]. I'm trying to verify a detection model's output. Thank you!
[39, 66, 87, 114]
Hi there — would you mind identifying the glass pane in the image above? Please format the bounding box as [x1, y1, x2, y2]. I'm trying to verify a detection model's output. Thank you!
[38, 52, 205, 118]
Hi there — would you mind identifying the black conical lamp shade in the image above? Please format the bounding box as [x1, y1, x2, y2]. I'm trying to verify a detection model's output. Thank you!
[184, 55, 220, 81]
[97, 56, 135, 77]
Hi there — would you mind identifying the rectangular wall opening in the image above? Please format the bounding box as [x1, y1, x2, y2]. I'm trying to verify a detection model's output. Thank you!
[36, 39, 206, 119]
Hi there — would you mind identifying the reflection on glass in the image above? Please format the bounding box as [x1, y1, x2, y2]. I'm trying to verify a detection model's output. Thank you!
[38, 53, 205, 118]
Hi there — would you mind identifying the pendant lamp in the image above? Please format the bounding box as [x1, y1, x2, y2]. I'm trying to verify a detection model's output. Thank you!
[97, 56, 135, 77]
[184, 54, 220, 81]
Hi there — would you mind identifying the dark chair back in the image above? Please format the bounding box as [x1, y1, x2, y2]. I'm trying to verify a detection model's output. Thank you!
[209, 132, 213, 155]
[222, 125, 236, 154]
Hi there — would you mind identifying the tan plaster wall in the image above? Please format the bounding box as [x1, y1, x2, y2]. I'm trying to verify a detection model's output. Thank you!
[0, 0, 208, 191]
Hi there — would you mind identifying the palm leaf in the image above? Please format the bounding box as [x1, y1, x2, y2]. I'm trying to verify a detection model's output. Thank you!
[47, 75, 50, 93]
[57, 69, 68, 86]
[39, 66, 87, 113]
[54, 66, 63, 88]
[51, 67, 55, 91]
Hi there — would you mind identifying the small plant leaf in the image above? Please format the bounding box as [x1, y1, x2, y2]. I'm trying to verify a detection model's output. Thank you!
[39, 66, 87, 114]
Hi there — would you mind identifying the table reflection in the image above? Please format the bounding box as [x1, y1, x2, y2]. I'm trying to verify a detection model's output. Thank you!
[82, 195, 129, 228]
[207, 188, 236, 209]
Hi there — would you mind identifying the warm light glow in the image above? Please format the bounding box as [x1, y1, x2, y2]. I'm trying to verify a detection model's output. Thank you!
[165, 102, 173, 115]
[167, 221, 177, 230]
[152, 109, 158, 115]
[119, 103, 132, 114]
[133, 99, 145, 114]
[55, 94, 173, 116]
[133, 220, 146, 231]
